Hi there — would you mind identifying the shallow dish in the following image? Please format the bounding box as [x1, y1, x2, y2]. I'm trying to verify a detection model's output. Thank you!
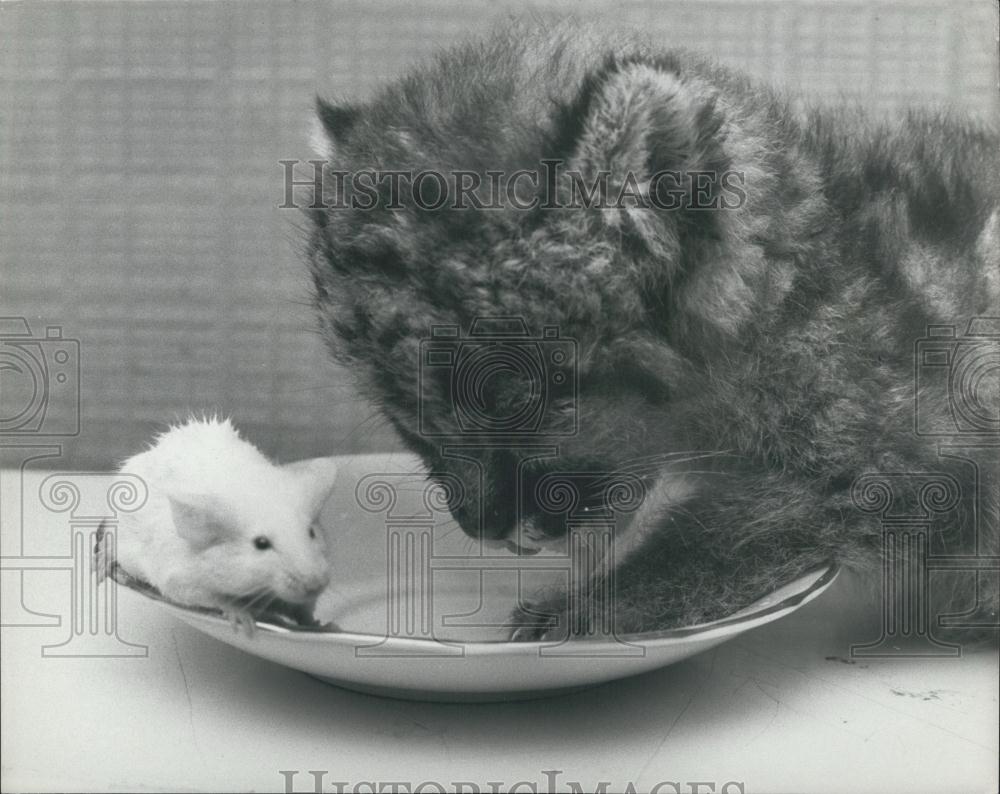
[149, 565, 837, 701]
[120, 454, 840, 701]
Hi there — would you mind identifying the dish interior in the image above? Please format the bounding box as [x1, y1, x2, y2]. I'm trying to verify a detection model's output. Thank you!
[118, 455, 839, 699]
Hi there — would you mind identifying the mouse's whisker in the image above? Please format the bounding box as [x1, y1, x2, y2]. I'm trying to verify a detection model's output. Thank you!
[242, 590, 279, 617]
[230, 588, 272, 613]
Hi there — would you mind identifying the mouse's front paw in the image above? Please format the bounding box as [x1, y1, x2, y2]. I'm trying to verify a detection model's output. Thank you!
[224, 608, 257, 638]
[92, 521, 113, 584]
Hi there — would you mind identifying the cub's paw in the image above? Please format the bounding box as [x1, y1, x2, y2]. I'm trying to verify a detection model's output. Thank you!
[506, 602, 567, 642]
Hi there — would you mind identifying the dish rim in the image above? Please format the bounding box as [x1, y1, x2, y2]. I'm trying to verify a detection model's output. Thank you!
[124, 563, 840, 652]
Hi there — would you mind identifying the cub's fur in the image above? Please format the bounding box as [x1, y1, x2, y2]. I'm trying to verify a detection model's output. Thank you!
[306, 23, 999, 638]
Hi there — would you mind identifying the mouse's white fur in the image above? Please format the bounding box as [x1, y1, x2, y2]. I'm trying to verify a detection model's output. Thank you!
[113, 417, 337, 619]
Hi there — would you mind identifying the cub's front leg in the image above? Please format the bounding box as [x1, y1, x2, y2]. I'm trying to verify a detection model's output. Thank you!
[505, 553, 694, 642]
[507, 475, 842, 641]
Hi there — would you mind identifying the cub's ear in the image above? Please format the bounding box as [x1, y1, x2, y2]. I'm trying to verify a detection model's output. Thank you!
[168, 493, 232, 550]
[313, 97, 360, 157]
[284, 457, 339, 519]
[559, 59, 729, 255]
[565, 59, 727, 181]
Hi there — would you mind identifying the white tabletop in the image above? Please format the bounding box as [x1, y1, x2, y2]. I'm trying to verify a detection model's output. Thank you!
[2, 457, 997, 794]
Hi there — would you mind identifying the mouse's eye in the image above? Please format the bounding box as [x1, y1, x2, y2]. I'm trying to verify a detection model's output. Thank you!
[253, 536, 272, 551]
[308, 526, 317, 539]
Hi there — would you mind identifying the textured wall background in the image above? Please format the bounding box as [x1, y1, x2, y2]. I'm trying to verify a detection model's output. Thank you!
[2, 0, 998, 469]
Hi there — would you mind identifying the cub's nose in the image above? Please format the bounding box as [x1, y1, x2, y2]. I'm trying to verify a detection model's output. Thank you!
[450, 492, 516, 540]
[432, 450, 533, 541]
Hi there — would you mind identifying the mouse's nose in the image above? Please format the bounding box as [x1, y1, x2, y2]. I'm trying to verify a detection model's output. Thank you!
[301, 568, 331, 594]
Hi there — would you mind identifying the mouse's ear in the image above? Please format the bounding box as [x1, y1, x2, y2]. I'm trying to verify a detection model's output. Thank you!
[285, 457, 339, 519]
[168, 492, 231, 550]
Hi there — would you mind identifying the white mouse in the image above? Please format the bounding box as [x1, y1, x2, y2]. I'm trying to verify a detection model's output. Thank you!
[97, 416, 337, 633]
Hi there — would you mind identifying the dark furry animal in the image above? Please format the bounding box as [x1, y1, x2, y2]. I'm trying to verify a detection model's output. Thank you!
[305, 23, 999, 639]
